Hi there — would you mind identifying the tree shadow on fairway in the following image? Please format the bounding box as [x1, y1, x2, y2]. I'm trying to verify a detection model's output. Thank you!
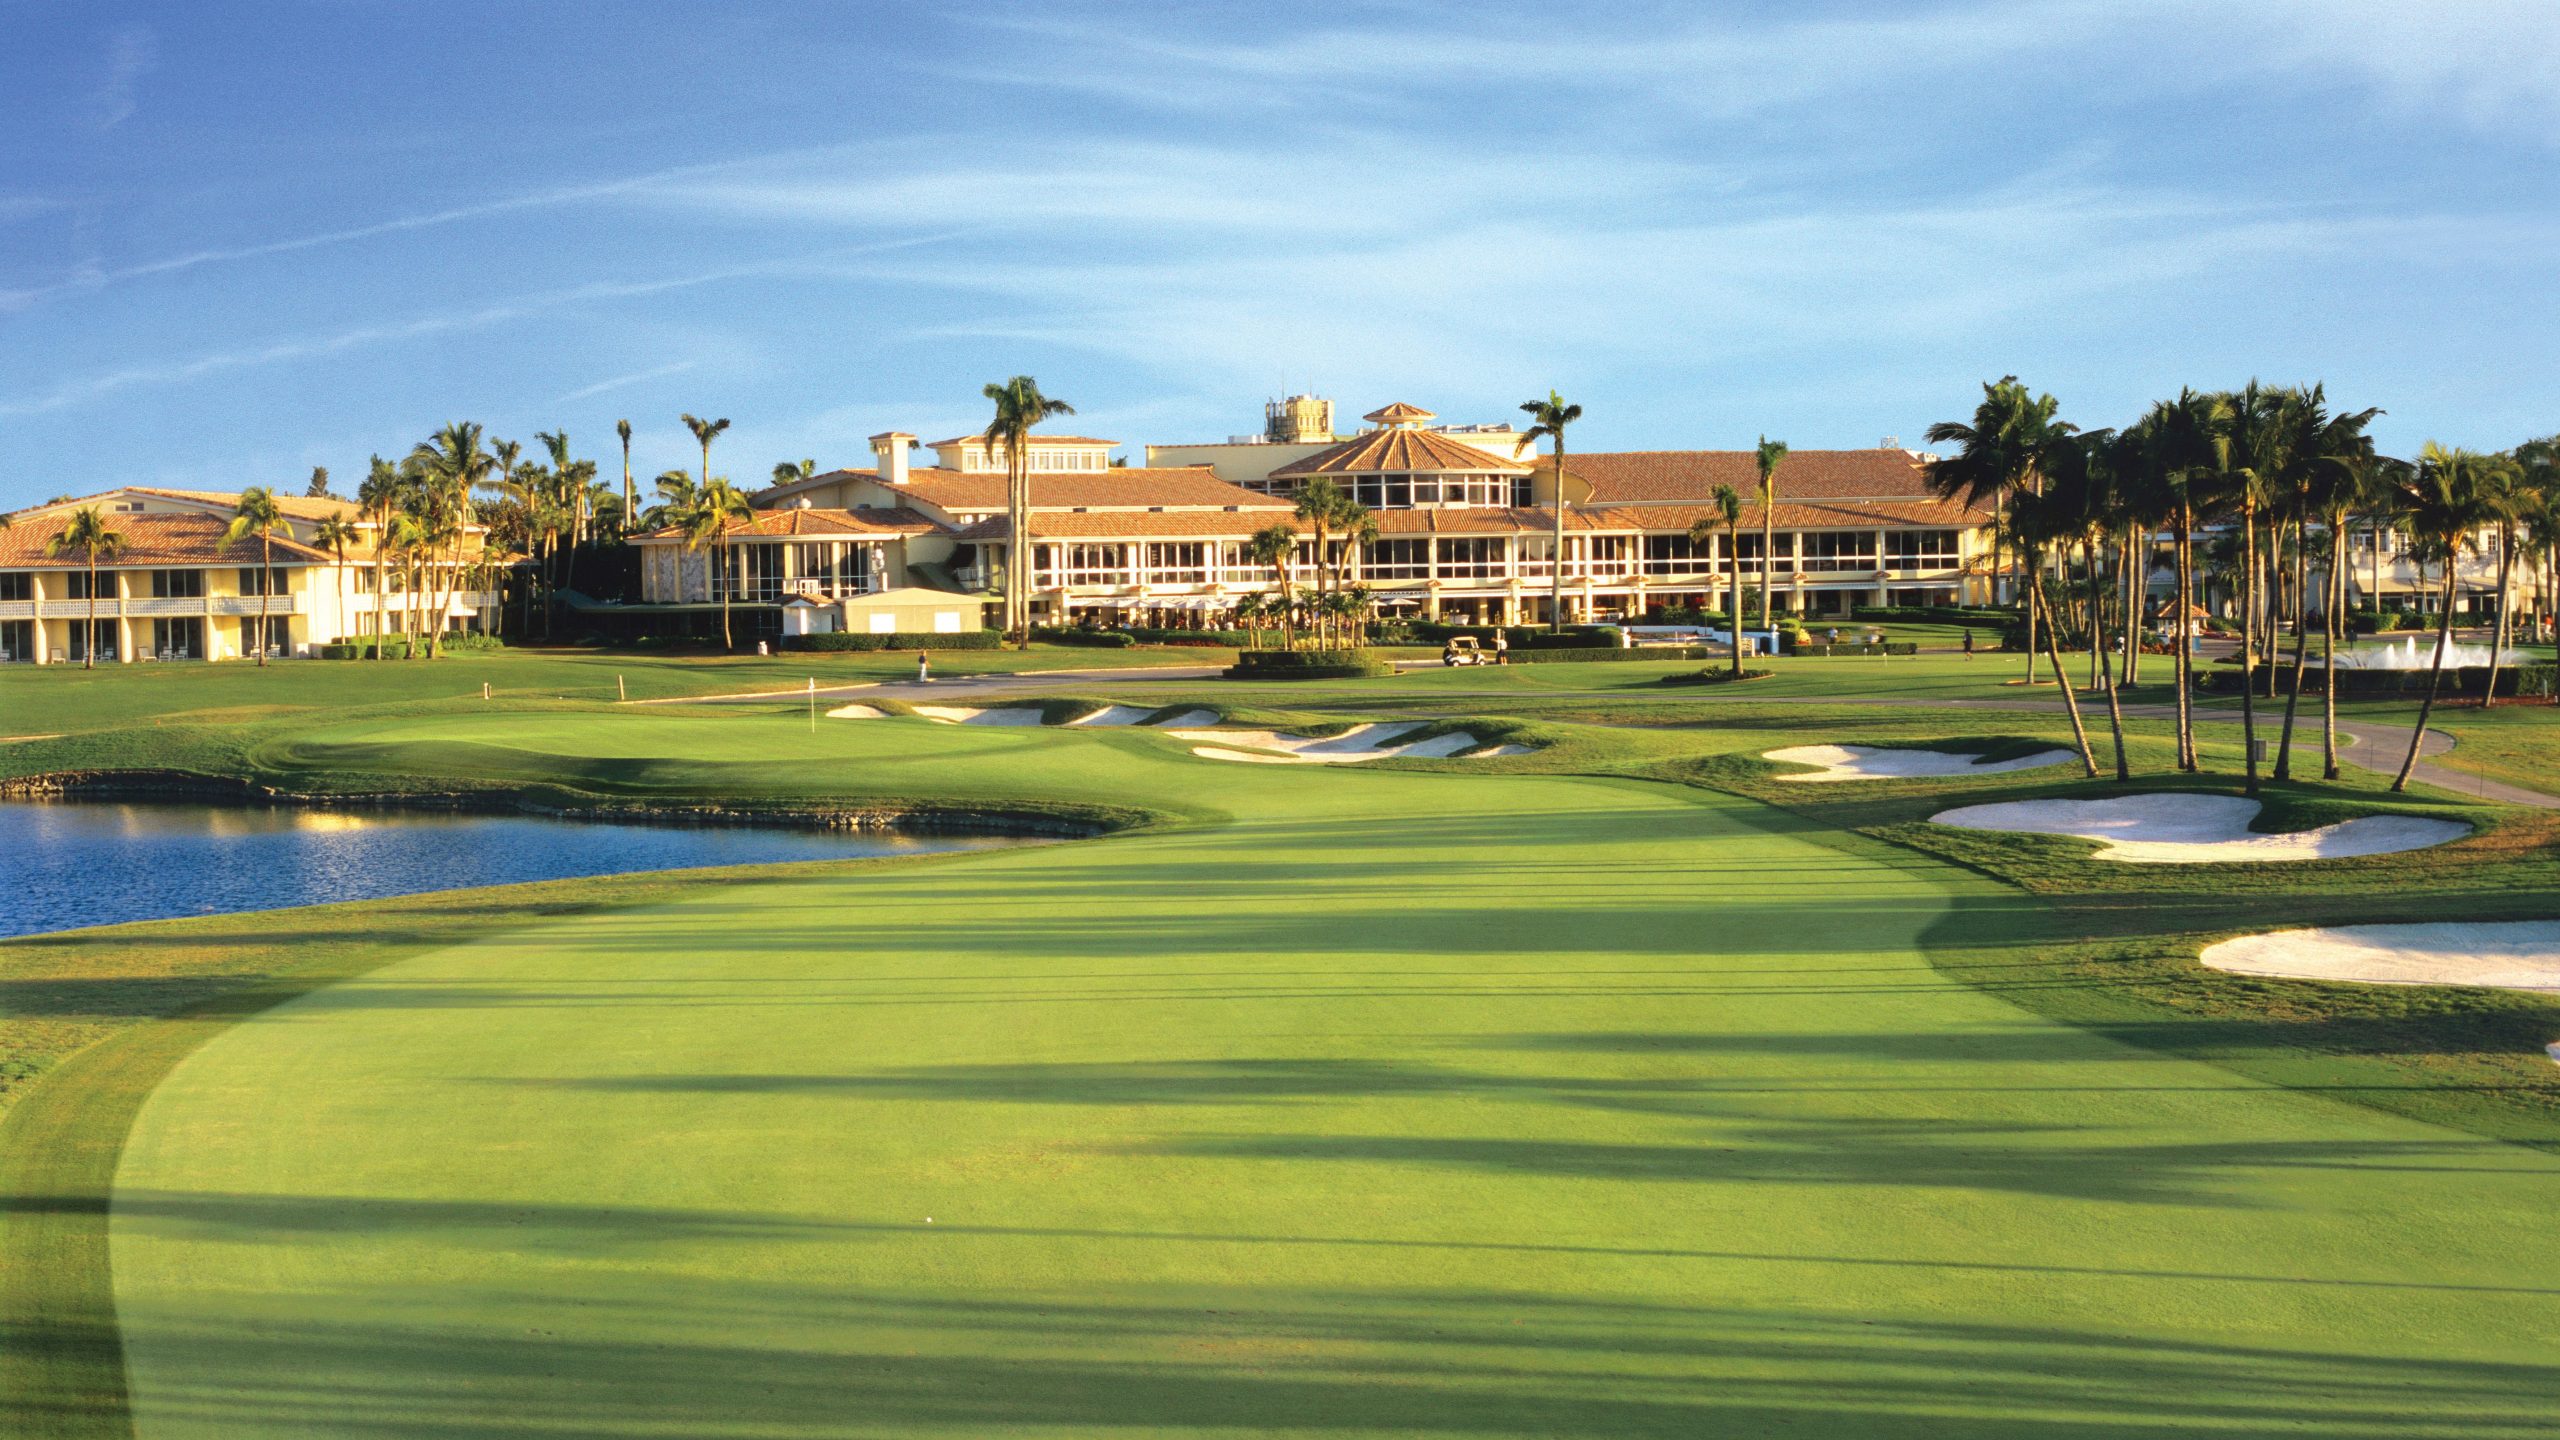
[1130, 1123, 2519, 1209]
[98, 1280, 2560, 1439]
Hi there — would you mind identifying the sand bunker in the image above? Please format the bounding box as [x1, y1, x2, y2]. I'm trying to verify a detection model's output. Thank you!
[1929, 793, 2468, 864]
[823, 703, 886, 720]
[1766, 744, 2077, 783]
[2203, 922, 2560, 1066]
[2203, 921, 2560, 992]
[1166, 723, 1526, 765]
[912, 705, 1046, 726]
[1067, 705, 1155, 726]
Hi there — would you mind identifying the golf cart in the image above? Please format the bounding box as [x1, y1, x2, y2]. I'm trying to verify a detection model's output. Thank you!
[1442, 635, 1491, 667]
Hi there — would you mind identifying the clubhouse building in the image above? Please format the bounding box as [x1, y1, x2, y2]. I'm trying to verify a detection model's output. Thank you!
[635, 400, 1999, 633]
[0, 487, 498, 663]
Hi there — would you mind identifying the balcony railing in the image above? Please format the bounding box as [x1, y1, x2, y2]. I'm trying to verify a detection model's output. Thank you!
[208, 594, 306, 616]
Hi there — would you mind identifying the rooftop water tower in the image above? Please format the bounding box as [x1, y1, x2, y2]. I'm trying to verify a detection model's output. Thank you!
[1264, 394, 1335, 444]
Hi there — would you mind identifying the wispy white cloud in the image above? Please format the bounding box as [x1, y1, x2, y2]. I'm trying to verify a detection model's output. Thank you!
[92, 23, 157, 130]
[551, 361, 701, 405]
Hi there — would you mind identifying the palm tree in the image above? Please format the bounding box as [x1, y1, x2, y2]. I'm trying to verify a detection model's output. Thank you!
[1517, 392, 1584, 631]
[1751, 437, 1789, 634]
[2263, 390, 2382, 780]
[1691, 484, 1747, 676]
[773, 458, 819, 487]
[679, 478, 755, 650]
[2004, 486, 2102, 777]
[616, 419, 635, 531]
[535, 430, 598, 626]
[1927, 379, 2075, 683]
[1292, 477, 1354, 603]
[405, 423, 496, 656]
[1232, 593, 1268, 649]
[46, 507, 125, 669]
[681, 413, 730, 492]
[2049, 433, 2133, 780]
[357, 455, 404, 658]
[220, 488, 286, 666]
[1245, 523, 1299, 650]
[2476, 451, 2536, 708]
[2308, 419, 2386, 777]
[2390, 444, 2504, 790]
[2211, 380, 2306, 795]
[311, 513, 360, 643]
[980, 378, 1075, 645]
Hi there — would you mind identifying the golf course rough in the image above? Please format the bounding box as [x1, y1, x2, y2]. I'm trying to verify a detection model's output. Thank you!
[86, 711, 2560, 1437]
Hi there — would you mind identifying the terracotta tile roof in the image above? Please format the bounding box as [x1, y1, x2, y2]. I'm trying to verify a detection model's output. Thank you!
[0, 511, 333, 567]
[634, 507, 943, 542]
[924, 434, 1117, 450]
[1363, 401, 1437, 424]
[949, 511, 1290, 541]
[867, 467, 1285, 513]
[1364, 497, 1984, 536]
[1271, 427, 1533, 479]
[126, 486, 365, 521]
[1545, 450, 1944, 505]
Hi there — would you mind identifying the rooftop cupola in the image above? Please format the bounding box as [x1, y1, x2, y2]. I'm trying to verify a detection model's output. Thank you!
[1363, 402, 1437, 429]
[869, 431, 917, 486]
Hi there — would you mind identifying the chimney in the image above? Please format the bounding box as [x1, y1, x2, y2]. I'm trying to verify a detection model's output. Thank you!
[869, 431, 916, 486]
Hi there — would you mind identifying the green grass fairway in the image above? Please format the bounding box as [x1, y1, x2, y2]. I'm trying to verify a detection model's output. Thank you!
[75, 717, 2560, 1437]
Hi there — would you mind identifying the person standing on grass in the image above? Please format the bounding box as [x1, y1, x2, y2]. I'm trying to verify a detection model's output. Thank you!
[1494, 632, 1509, 665]
[1963, 629, 1975, 660]
[917, 650, 930, 683]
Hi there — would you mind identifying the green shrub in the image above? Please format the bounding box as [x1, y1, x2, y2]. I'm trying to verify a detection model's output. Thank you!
[328, 637, 414, 659]
[1224, 648, 1393, 679]
[1659, 667, 1775, 685]
[1796, 641, 1921, 657]
[783, 630, 1004, 652]
[1850, 604, 2013, 625]
[1029, 628, 1136, 648]
[1504, 646, 1715, 663]
[2195, 663, 2554, 698]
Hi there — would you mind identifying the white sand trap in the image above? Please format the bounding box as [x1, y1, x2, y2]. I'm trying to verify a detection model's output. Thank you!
[914, 705, 1046, 726]
[2202, 922, 2560, 993]
[1766, 744, 2077, 783]
[1930, 793, 2468, 864]
[1168, 722, 1528, 765]
[824, 703, 886, 720]
[1066, 704, 1155, 727]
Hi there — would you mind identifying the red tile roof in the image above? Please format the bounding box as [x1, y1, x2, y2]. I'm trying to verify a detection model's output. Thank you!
[949, 511, 1290, 542]
[1271, 427, 1532, 479]
[127, 486, 365, 522]
[1548, 449, 1944, 505]
[634, 507, 943, 542]
[778, 466, 1285, 514]
[0, 511, 334, 567]
[924, 434, 1117, 450]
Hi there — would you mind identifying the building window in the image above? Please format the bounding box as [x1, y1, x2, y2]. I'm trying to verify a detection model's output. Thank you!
[1798, 532, 1880, 573]
[1362, 538, 1431, 581]
[0, 573, 29, 601]
[1884, 530, 1958, 566]
[151, 617, 203, 659]
[152, 568, 206, 598]
[238, 565, 284, 596]
[1435, 537, 1507, 581]
[0, 619, 30, 661]
[238, 614, 290, 657]
[1143, 542, 1208, 585]
[66, 570, 118, 600]
[64, 619, 118, 662]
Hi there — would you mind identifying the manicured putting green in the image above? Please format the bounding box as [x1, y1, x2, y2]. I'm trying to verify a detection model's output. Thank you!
[106, 719, 2560, 1436]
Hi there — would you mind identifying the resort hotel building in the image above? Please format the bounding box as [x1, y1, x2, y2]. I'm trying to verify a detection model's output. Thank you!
[0, 487, 498, 663]
[633, 399, 2001, 635]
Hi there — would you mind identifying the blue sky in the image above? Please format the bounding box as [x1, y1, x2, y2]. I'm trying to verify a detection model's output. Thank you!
[5, 1, 2558, 508]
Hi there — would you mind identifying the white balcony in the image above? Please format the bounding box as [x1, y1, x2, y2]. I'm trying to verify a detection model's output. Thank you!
[208, 594, 305, 617]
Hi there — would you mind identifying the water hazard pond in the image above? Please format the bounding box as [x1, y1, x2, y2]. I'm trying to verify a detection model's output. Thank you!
[0, 800, 1042, 940]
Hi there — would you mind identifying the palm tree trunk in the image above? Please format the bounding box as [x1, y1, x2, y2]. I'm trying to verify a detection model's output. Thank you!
[2098, 601, 2131, 782]
[2273, 566, 2313, 781]
[2121, 523, 2143, 687]
[2238, 505, 2260, 794]
[1727, 533, 1744, 676]
[2174, 519, 2196, 771]
[2322, 515, 2346, 779]
[2029, 571, 2099, 777]
[84, 552, 98, 669]
[2485, 526, 2516, 707]
[1550, 441, 1567, 633]
[256, 532, 272, 668]
[1759, 490, 1774, 636]
[2393, 565, 2463, 791]
[372, 536, 388, 660]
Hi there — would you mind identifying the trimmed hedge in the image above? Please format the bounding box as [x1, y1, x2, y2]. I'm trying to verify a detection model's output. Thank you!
[1797, 641, 1920, 657]
[1224, 648, 1394, 679]
[2195, 663, 2555, 698]
[1504, 645, 1716, 664]
[1029, 629, 1136, 648]
[783, 630, 1004, 652]
[1850, 604, 2013, 625]
[319, 639, 413, 660]
[1409, 624, 1623, 649]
